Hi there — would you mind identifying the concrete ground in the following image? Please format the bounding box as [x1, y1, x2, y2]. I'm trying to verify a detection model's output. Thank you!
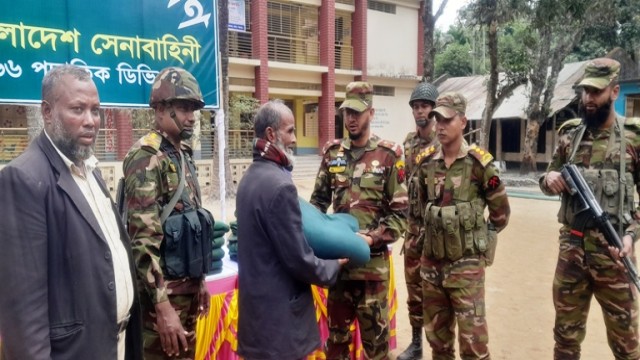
[207, 179, 623, 360]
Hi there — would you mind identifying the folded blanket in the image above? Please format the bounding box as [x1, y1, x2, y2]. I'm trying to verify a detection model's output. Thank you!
[214, 220, 230, 233]
[208, 260, 224, 274]
[211, 247, 226, 261]
[298, 198, 370, 266]
[211, 235, 225, 249]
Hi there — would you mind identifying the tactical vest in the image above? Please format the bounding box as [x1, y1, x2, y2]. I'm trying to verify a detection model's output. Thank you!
[422, 156, 493, 262]
[404, 132, 435, 223]
[158, 140, 213, 279]
[558, 119, 634, 232]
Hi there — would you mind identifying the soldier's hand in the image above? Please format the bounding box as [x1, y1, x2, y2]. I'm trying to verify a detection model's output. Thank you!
[155, 300, 189, 356]
[545, 171, 569, 195]
[356, 232, 373, 246]
[198, 280, 210, 318]
[338, 258, 349, 266]
[608, 234, 634, 271]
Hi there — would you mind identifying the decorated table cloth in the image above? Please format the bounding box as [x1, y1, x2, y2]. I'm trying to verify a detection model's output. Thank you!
[196, 253, 397, 360]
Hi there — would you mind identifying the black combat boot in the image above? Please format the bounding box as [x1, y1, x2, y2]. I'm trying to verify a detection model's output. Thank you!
[397, 326, 422, 360]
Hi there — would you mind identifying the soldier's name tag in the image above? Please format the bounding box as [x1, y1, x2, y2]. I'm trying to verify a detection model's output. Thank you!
[367, 167, 385, 175]
[329, 158, 347, 173]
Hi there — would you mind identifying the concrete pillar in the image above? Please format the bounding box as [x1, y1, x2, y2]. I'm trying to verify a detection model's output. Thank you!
[318, 0, 336, 152]
[252, 0, 269, 104]
[353, 0, 367, 80]
[114, 109, 133, 161]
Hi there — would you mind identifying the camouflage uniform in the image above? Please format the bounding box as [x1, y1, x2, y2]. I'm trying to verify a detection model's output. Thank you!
[311, 132, 408, 360]
[124, 130, 204, 360]
[403, 130, 436, 328]
[124, 67, 206, 360]
[541, 119, 640, 359]
[417, 92, 510, 360]
[540, 58, 640, 360]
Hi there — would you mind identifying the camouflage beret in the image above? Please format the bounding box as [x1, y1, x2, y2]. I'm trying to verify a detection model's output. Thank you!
[149, 67, 205, 109]
[577, 58, 620, 90]
[339, 81, 373, 112]
[429, 91, 467, 119]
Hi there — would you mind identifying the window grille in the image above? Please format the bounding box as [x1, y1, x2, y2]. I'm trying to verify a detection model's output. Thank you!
[335, 10, 353, 70]
[368, 0, 396, 14]
[267, 1, 319, 65]
[373, 85, 395, 96]
[229, 0, 252, 58]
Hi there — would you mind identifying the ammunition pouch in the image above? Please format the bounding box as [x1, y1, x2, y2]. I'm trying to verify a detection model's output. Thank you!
[161, 208, 214, 279]
[483, 223, 498, 267]
[408, 176, 421, 219]
[423, 199, 490, 262]
[558, 169, 634, 227]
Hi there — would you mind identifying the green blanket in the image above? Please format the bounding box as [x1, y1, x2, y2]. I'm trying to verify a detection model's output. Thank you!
[298, 198, 370, 266]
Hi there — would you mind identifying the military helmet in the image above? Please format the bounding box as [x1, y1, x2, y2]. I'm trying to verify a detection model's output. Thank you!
[409, 82, 438, 106]
[149, 67, 205, 109]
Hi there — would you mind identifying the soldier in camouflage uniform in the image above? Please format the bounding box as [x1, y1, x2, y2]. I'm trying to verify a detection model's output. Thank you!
[123, 67, 211, 360]
[310, 81, 408, 360]
[398, 82, 439, 360]
[416, 92, 510, 360]
[540, 58, 640, 360]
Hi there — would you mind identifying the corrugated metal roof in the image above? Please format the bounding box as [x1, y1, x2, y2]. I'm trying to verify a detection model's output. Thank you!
[437, 61, 588, 121]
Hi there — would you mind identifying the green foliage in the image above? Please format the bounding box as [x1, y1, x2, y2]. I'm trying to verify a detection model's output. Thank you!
[568, 0, 640, 61]
[435, 43, 473, 77]
[229, 94, 259, 130]
[498, 20, 536, 75]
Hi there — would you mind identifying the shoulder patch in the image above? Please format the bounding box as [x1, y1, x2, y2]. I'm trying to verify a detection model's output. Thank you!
[415, 145, 437, 165]
[624, 117, 640, 130]
[468, 144, 494, 167]
[322, 139, 342, 154]
[558, 118, 582, 133]
[140, 132, 162, 151]
[378, 140, 403, 158]
[403, 131, 416, 147]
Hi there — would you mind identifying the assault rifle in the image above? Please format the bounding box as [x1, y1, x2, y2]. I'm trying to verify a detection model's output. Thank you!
[561, 164, 640, 291]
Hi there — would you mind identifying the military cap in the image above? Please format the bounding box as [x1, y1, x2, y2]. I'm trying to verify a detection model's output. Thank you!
[339, 81, 373, 112]
[577, 58, 620, 90]
[429, 91, 467, 119]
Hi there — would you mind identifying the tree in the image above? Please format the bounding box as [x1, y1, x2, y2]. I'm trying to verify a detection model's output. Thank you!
[567, 0, 640, 62]
[520, 0, 613, 173]
[422, 0, 448, 81]
[467, 0, 528, 148]
[434, 43, 473, 77]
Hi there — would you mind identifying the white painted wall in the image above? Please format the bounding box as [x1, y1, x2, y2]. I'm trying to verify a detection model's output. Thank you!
[366, 2, 421, 147]
[370, 86, 415, 146]
[367, 4, 419, 77]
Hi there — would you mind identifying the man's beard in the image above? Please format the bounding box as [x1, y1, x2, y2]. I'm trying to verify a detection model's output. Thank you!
[580, 99, 612, 128]
[348, 121, 368, 141]
[275, 137, 295, 168]
[416, 118, 431, 128]
[50, 117, 95, 163]
[179, 128, 193, 140]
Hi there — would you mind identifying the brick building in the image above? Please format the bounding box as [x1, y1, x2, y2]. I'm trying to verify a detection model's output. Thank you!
[0, 0, 425, 190]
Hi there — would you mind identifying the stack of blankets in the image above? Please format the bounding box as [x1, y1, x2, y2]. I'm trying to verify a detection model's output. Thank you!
[210, 220, 230, 274]
[227, 220, 238, 262]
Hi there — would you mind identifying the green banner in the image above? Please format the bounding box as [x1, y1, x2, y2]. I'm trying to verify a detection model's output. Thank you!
[0, 0, 220, 108]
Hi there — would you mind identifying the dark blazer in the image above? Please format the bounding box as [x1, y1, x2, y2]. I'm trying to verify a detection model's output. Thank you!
[236, 157, 340, 360]
[0, 132, 142, 360]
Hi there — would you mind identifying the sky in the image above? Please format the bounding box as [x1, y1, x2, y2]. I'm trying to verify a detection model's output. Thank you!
[435, 0, 471, 31]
